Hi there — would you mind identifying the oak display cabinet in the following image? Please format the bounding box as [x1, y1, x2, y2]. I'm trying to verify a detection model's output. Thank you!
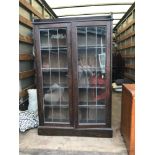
[33, 16, 113, 137]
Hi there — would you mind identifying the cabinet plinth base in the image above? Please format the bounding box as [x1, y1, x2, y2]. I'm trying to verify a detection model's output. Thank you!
[38, 126, 113, 137]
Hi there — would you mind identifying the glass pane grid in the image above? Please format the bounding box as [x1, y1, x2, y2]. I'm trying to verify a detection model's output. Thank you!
[40, 28, 69, 123]
[77, 26, 107, 124]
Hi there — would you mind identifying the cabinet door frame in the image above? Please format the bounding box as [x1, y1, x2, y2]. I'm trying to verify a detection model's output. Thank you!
[71, 21, 112, 128]
[34, 23, 74, 127]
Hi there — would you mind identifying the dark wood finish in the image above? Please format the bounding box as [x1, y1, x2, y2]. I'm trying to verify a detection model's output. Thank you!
[19, 69, 35, 79]
[33, 16, 113, 137]
[33, 16, 112, 24]
[19, 53, 34, 61]
[19, 15, 33, 28]
[38, 126, 112, 137]
[19, 34, 33, 44]
[19, 0, 43, 19]
[33, 25, 44, 125]
[121, 84, 135, 155]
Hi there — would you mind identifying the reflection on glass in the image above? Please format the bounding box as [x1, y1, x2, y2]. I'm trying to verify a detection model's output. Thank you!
[44, 86, 62, 103]
[43, 71, 50, 86]
[77, 27, 86, 46]
[87, 48, 97, 67]
[78, 106, 106, 123]
[42, 52, 49, 68]
[87, 27, 96, 46]
[88, 107, 96, 123]
[40, 28, 69, 123]
[96, 88, 106, 101]
[40, 30, 48, 47]
[53, 107, 60, 122]
[49, 29, 57, 47]
[60, 72, 68, 87]
[50, 72, 59, 86]
[44, 106, 52, 121]
[77, 26, 107, 125]
[58, 28, 67, 47]
[97, 100, 106, 106]
[50, 49, 58, 68]
[79, 107, 87, 123]
[44, 106, 69, 122]
[97, 27, 106, 46]
[61, 107, 69, 122]
[97, 107, 106, 123]
[59, 48, 67, 68]
[79, 89, 87, 102]
[61, 89, 69, 103]
[88, 88, 96, 102]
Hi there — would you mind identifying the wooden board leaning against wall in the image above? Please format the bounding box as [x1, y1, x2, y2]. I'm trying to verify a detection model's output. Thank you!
[113, 3, 135, 82]
[19, 0, 57, 110]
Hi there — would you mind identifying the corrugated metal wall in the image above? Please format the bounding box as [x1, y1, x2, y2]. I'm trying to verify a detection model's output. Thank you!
[19, 0, 56, 110]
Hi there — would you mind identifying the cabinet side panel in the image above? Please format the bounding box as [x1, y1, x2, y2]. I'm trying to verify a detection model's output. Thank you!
[33, 25, 44, 125]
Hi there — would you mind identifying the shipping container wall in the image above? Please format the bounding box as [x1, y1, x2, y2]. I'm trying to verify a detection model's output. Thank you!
[19, 0, 56, 110]
[113, 3, 135, 82]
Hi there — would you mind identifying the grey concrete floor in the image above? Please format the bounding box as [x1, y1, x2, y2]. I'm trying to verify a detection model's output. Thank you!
[19, 92, 127, 155]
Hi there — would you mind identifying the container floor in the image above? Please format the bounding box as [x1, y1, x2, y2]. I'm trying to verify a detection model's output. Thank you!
[19, 92, 127, 155]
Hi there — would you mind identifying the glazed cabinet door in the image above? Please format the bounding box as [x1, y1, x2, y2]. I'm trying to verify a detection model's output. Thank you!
[34, 23, 73, 126]
[72, 21, 111, 128]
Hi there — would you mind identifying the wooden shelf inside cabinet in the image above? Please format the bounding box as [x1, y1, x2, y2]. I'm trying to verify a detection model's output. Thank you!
[43, 85, 68, 89]
[42, 68, 68, 72]
[41, 47, 67, 51]
[79, 98, 107, 104]
[44, 103, 69, 107]
[78, 45, 106, 49]
[78, 85, 106, 89]
[33, 16, 112, 137]
[79, 104, 106, 107]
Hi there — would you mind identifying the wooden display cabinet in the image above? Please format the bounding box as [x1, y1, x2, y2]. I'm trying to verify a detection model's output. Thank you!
[33, 16, 113, 137]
